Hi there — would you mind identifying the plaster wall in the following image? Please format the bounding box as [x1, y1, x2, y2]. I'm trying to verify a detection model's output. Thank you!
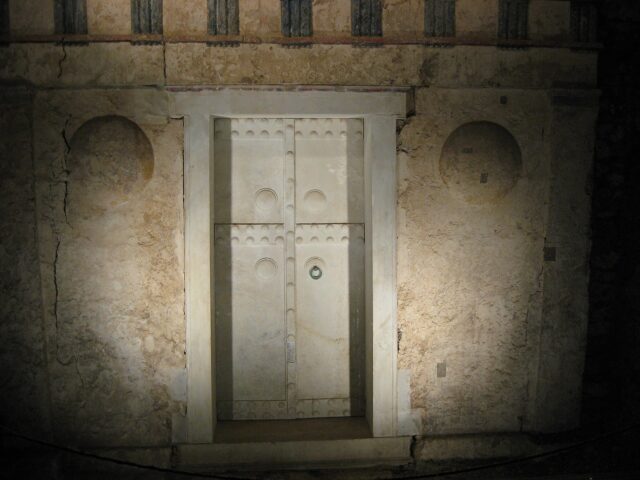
[0, 0, 598, 452]
[456, 0, 499, 40]
[164, 0, 208, 36]
[313, 0, 351, 34]
[383, 0, 423, 35]
[32, 90, 185, 446]
[0, 43, 597, 88]
[86, 0, 132, 35]
[8, 0, 54, 35]
[240, 0, 281, 36]
[397, 88, 551, 434]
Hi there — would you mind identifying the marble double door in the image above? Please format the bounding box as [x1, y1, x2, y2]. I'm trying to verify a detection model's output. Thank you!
[213, 118, 365, 421]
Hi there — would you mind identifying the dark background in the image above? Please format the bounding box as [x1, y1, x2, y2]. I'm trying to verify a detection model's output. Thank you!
[583, 0, 640, 432]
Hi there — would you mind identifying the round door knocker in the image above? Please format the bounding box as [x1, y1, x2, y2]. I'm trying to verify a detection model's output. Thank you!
[309, 265, 323, 280]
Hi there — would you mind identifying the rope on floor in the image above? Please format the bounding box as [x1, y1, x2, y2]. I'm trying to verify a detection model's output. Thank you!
[1, 422, 638, 480]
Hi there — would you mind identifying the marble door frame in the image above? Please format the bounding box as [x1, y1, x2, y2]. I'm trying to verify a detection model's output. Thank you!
[172, 88, 406, 443]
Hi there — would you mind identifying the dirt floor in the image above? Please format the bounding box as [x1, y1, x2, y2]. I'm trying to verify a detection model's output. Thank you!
[2, 421, 639, 480]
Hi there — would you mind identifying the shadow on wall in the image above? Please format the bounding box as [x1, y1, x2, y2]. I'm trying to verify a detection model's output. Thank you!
[0, 89, 51, 438]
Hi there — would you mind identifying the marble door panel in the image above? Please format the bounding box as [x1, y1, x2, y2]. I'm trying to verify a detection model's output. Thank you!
[214, 225, 287, 420]
[295, 119, 364, 224]
[214, 118, 285, 224]
[294, 224, 366, 417]
[213, 117, 365, 421]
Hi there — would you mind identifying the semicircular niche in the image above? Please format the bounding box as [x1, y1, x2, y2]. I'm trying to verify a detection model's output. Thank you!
[439, 121, 522, 205]
[68, 115, 154, 214]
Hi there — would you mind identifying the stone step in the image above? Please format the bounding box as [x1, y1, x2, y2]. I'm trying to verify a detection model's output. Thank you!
[175, 436, 412, 470]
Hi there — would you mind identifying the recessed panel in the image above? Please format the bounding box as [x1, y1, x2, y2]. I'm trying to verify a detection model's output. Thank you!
[295, 224, 365, 416]
[440, 121, 522, 205]
[214, 117, 366, 421]
[214, 118, 285, 224]
[67, 115, 154, 213]
[295, 119, 364, 224]
[215, 224, 287, 419]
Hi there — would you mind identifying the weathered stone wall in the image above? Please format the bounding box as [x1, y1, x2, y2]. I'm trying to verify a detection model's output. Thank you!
[32, 90, 185, 447]
[398, 88, 551, 434]
[0, 43, 597, 88]
[0, 0, 599, 448]
[86, 0, 131, 35]
[5, 0, 578, 42]
[8, 0, 55, 35]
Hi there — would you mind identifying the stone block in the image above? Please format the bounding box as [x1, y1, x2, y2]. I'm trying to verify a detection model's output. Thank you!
[165, 43, 421, 85]
[418, 46, 598, 89]
[0, 40, 598, 90]
[415, 433, 541, 461]
[165, 43, 595, 88]
[176, 437, 411, 468]
[0, 43, 165, 87]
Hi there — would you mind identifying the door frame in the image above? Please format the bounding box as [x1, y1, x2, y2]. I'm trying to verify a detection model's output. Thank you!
[172, 88, 406, 442]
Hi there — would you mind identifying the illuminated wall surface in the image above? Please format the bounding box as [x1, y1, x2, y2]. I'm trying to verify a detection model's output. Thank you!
[0, 0, 598, 461]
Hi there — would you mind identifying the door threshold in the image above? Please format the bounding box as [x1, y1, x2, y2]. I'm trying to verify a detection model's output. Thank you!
[214, 417, 371, 444]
